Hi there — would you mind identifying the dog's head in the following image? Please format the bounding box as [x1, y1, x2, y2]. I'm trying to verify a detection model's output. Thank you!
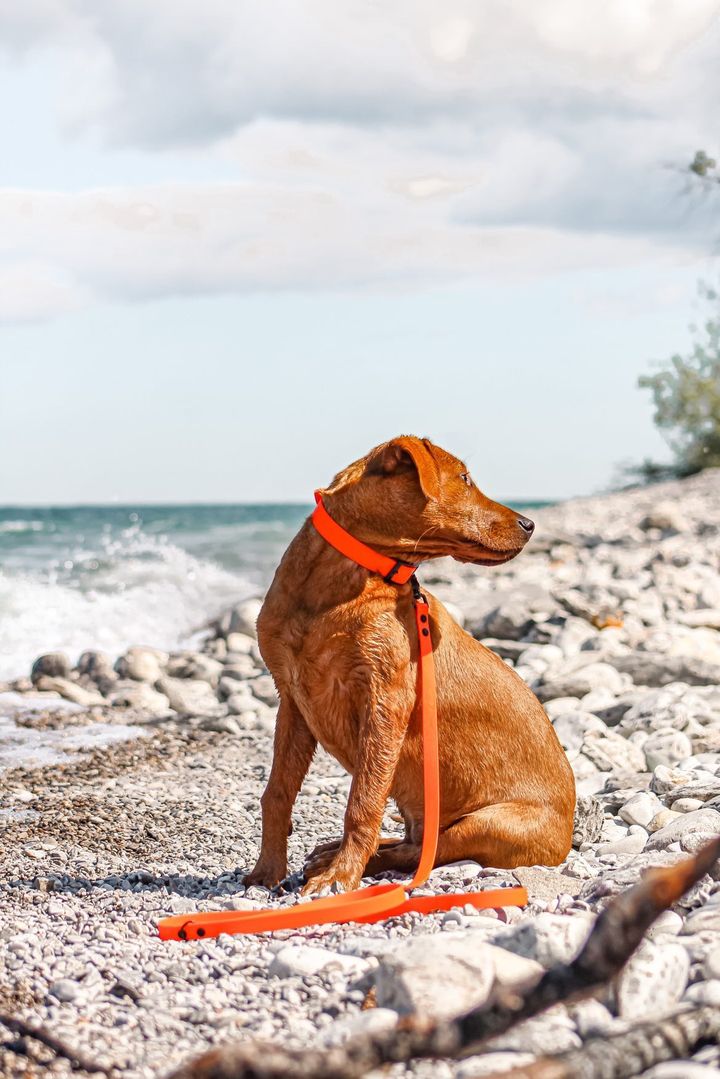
[322, 435, 535, 567]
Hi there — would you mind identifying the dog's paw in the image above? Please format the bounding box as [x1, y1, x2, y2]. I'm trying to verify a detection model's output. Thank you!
[303, 847, 337, 877]
[244, 859, 287, 890]
[301, 864, 362, 896]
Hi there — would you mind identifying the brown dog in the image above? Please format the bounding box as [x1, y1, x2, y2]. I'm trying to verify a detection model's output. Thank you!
[246, 436, 575, 894]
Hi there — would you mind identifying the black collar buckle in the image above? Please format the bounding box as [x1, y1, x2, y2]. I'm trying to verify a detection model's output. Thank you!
[383, 559, 415, 584]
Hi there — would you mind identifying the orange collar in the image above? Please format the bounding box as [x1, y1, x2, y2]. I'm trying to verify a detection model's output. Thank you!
[311, 491, 418, 585]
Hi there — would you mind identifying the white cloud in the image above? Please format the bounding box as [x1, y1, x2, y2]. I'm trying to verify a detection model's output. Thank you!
[0, 169, 705, 322]
[3, 1, 719, 143]
[0, 1, 718, 320]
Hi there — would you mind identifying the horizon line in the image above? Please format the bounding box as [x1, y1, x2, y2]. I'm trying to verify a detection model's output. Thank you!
[0, 496, 559, 510]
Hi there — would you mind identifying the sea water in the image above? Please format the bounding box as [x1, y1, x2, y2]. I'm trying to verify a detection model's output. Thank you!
[0, 504, 308, 681]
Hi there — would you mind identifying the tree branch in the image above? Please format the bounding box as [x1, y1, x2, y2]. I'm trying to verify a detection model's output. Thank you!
[493, 1005, 720, 1079]
[0, 1012, 109, 1073]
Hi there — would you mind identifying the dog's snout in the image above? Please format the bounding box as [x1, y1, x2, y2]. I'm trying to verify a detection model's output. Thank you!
[517, 515, 535, 537]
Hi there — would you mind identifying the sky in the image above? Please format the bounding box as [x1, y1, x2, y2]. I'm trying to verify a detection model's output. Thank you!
[1, 1, 719, 504]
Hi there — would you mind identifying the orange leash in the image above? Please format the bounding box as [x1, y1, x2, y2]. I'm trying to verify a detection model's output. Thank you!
[158, 497, 527, 942]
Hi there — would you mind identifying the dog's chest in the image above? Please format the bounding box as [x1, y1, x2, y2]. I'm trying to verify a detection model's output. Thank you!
[264, 611, 400, 773]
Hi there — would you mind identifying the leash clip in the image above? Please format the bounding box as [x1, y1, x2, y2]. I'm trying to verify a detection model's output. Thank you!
[410, 573, 427, 605]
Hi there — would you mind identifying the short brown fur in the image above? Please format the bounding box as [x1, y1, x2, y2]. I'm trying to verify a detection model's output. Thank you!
[247, 436, 575, 893]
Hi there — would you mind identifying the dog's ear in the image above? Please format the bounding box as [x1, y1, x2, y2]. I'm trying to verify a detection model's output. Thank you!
[365, 436, 440, 499]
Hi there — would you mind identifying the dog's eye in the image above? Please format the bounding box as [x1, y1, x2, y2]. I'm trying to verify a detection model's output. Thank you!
[460, 472, 472, 487]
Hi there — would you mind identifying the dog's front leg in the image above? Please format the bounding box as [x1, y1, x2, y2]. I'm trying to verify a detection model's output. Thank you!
[302, 701, 407, 894]
[245, 696, 316, 889]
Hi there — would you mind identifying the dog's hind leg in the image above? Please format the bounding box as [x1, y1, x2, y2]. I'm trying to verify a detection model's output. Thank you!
[245, 697, 317, 889]
[365, 801, 572, 875]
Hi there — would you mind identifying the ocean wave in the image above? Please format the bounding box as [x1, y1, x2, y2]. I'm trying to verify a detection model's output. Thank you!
[0, 529, 256, 681]
[0, 520, 45, 534]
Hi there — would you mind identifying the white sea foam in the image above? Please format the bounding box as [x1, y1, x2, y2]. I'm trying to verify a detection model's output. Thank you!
[0, 712, 146, 771]
[0, 520, 45, 533]
[0, 529, 256, 680]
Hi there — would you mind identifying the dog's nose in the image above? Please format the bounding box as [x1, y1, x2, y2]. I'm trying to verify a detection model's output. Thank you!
[517, 515, 535, 536]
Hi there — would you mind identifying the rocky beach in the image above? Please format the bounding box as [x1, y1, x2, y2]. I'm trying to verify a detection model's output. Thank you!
[3, 469, 720, 1078]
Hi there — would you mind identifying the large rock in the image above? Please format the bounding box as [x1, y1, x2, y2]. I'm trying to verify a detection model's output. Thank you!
[76, 650, 114, 680]
[639, 503, 689, 532]
[536, 662, 625, 703]
[594, 693, 641, 727]
[492, 912, 593, 968]
[269, 945, 369, 980]
[48, 978, 83, 1004]
[596, 827, 648, 856]
[455, 1053, 537, 1078]
[679, 609, 720, 629]
[513, 866, 583, 902]
[165, 653, 224, 687]
[110, 682, 171, 715]
[155, 676, 220, 716]
[218, 675, 249, 700]
[572, 796, 603, 848]
[642, 728, 692, 770]
[616, 941, 689, 1019]
[220, 655, 259, 680]
[619, 791, 664, 828]
[645, 807, 720, 851]
[641, 1065, 720, 1079]
[617, 684, 699, 735]
[516, 643, 564, 674]
[486, 1012, 581, 1055]
[372, 935, 541, 1019]
[555, 617, 599, 655]
[608, 653, 720, 688]
[115, 647, 168, 683]
[664, 627, 720, 666]
[319, 1008, 398, 1050]
[479, 639, 528, 661]
[581, 729, 646, 774]
[249, 674, 279, 707]
[650, 764, 717, 797]
[553, 711, 606, 754]
[481, 602, 535, 642]
[648, 809, 682, 834]
[224, 632, 255, 654]
[31, 652, 71, 684]
[220, 598, 263, 640]
[682, 900, 720, 935]
[672, 780, 720, 804]
[34, 676, 104, 707]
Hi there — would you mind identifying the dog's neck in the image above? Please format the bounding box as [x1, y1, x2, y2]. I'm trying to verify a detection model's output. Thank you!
[317, 489, 421, 565]
[268, 515, 414, 618]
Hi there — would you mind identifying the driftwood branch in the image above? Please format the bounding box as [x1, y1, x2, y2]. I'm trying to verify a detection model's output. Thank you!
[169, 834, 720, 1079]
[0, 1012, 109, 1073]
[495, 1004, 720, 1079]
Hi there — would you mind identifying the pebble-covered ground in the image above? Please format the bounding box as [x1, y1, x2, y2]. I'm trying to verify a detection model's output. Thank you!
[2, 469, 720, 1078]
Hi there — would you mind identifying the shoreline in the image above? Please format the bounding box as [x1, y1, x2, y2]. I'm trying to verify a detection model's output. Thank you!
[2, 467, 720, 1077]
